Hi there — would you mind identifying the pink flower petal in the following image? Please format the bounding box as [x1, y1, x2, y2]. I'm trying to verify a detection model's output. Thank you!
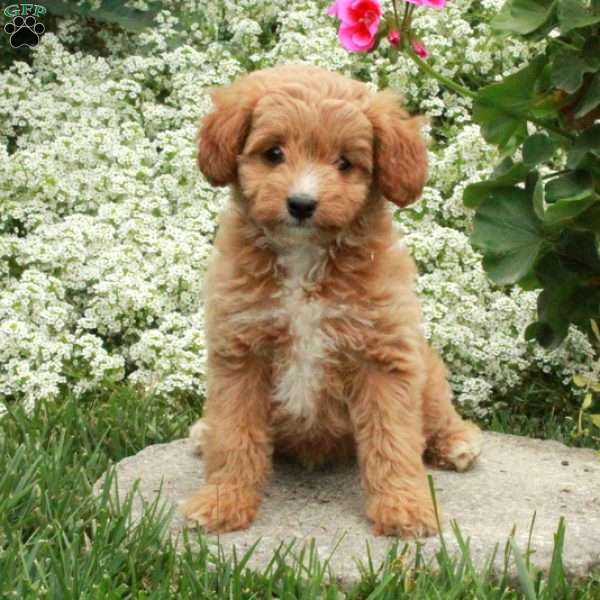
[326, 1, 338, 16]
[352, 25, 373, 46]
[336, 0, 359, 24]
[339, 23, 375, 52]
[423, 0, 447, 8]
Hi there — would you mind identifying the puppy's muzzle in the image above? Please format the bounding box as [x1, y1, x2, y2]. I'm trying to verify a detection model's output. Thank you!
[287, 194, 317, 222]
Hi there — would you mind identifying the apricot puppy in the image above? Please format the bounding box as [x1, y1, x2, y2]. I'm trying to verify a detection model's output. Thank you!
[184, 64, 482, 538]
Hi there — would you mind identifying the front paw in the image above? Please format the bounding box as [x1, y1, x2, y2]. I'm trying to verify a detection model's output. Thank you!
[367, 491, 439, 538]
[182, 484, 261, 533]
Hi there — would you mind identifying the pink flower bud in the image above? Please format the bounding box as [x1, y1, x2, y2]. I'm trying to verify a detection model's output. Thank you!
[412, 39, 428, 58]
[388, 29, 401, 46]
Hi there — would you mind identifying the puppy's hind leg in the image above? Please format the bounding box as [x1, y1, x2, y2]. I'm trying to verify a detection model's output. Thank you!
[189, 418, 209, 455]
[422, 345, 482, 472]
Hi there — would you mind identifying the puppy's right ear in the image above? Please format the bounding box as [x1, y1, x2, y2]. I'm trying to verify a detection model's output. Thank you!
[197, 79, 259, 186]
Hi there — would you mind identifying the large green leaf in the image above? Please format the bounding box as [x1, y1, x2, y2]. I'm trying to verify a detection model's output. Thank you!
[544, 194, 595, 224]
[583, 36, 600, 69]
[575, 73, 600, 118]
[523, 133, 558, 166]
[567, 124, 600, 168]
[556, 229, 600, 276]
[473, 57, 547, 150]
[527, 253, 579, 347]
[43, 0, 161, 32]
[492, 0, 557, 35]
[471, 188, 545, 284]
[545, 170, 593, 202]
[530, 256, 600, 345]
[463, 160, 531, 208]
[572, 204, 600, 232]
[550, 51, 596, 93]
[557, 0, 600, 32]
[542, 172, 596, 225]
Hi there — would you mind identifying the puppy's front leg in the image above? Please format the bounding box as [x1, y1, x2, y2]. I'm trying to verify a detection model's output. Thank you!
[349, 366, 438, 538]
[183, 357, 271, 532]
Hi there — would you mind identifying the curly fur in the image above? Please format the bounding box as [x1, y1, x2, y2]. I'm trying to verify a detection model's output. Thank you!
[183, 64, 482, 538]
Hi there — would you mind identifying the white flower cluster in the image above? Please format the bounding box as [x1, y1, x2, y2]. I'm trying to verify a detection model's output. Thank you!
[0, 0, 593, 415]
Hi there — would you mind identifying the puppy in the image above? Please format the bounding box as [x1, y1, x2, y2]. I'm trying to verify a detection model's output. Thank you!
[184, 64, 482, 538]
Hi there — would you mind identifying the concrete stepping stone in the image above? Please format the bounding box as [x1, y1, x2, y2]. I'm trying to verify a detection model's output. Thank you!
[95, 432, 600, 583]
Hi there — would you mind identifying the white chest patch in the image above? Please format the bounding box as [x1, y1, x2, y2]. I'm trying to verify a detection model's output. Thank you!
[272, 245, 332, 423]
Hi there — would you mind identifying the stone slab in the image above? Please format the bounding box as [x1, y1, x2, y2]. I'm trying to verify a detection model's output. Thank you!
[94, 432, 600, 583]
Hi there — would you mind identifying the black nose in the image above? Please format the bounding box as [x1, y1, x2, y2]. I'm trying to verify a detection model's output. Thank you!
[287, 194, 317, 221]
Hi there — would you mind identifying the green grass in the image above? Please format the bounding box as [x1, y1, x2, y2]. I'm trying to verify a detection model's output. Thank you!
[483, 374, 600, 450]
[1, 384, 599, 599]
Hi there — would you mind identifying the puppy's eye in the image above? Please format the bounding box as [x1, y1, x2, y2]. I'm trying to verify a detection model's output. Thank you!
[263, 146, 284, 164]
[336, 156, 352, 172]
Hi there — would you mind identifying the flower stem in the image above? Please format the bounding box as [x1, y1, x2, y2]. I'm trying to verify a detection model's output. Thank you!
[401, 1, 409, 28]
[391, 0, 400, 27]
[405, 47, 476, 99]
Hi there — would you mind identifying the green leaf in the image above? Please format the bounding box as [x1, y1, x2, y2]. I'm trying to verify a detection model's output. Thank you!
[525, 320, 566, 347]
[533, 176, 546, 220]
[545, 170, 593, 202]
[557, 0, 600, 32]
[492, 0, 557, 35]
[471, 188, 544, 284]
[573, 373, 590, 387]
[530, 253, 577, 347]
[43, 0, 161, 32]
[544, 194, 595, 225]
[517, 269, 541, 290]
[575, 73, 600, 118]
[591, 414, 600, 427]
[583, 36, 600, 69]
[463, 182, 504, 209]
[572, 204, 600, 232]
[567, 125, 600, 169]
[530, 246, 600, 348]
[464, 161, 531, 208]
[550, 52, 596, 93]
[523, 133, 558, 166]
[473, 57, 547, 150]
[492, 156, 521, 179]
[556, 229, 600, 276]
[472, 103, 528, 150]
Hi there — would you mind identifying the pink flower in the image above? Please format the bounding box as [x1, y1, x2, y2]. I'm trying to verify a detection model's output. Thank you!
[412, 39, 429, 58]
[327, 0, 382, 53]
[406, 0, 447, 8]
[388, 29, 401, 46]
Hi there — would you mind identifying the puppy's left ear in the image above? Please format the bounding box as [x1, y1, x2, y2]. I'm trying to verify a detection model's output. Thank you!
[366, 91, 428, 207]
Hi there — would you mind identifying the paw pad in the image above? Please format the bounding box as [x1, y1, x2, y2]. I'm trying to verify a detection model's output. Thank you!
[4, 16, 45, 48]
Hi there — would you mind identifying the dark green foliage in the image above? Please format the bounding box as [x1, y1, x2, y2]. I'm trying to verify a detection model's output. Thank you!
[466, 0, 600, 348]
[42, 0, 162, 32]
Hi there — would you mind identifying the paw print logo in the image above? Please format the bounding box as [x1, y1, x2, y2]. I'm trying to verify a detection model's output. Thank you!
[4, 15, 45, 48]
